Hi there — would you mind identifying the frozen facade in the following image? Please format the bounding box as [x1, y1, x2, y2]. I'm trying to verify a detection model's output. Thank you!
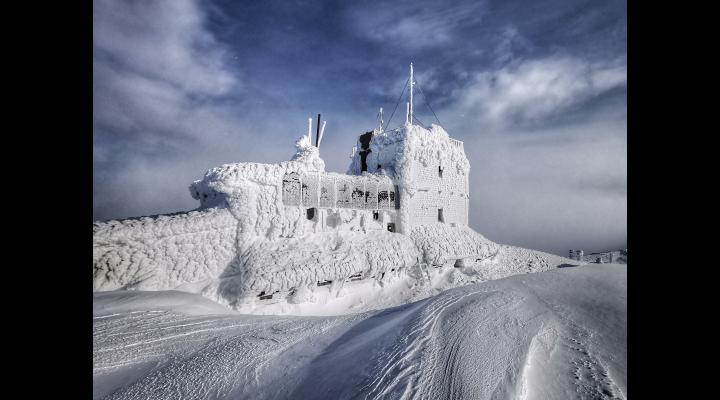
[93, 121, 500, 305]
[93, 65, 516, 307]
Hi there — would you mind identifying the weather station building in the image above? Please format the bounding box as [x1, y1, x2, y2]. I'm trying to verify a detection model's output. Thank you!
[93, 64, 496, 306]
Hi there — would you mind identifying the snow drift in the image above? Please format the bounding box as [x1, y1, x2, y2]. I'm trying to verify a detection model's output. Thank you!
[93, 264, 627, 400]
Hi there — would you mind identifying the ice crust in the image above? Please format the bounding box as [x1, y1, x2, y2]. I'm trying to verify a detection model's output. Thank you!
[410, 223, 499, 266]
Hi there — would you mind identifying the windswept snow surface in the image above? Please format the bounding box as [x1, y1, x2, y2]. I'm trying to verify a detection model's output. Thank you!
[94, 263, 626, 400]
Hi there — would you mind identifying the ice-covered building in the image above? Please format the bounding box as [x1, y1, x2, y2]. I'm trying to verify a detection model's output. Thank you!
[93, 65, 499, 307]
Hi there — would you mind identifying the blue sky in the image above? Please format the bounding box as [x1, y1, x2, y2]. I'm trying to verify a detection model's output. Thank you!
[93, 0, 626, 255]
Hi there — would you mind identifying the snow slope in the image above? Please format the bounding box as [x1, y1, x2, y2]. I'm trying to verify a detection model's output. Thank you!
[94, 263, 626, 400]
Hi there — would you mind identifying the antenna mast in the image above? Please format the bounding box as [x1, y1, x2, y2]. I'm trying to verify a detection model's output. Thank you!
[377, 107, 384, 132]
[307, 118, 312, 141]
[409, 62, 414, 125]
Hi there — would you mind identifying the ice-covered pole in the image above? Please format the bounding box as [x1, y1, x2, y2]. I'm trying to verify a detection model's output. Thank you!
[318, 120, 327, 148]
[308, 118, 312, 141]
[378, 107, 384, 131]
[316, 114, 321, 147]
[409, 62, 414, 125]
[406, 102, 410, 125]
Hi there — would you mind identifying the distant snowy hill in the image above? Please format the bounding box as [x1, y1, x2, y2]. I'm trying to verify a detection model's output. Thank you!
[93, 263, 626, 400]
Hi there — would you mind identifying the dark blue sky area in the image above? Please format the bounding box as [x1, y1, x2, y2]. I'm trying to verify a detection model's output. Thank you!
[93, 0, 626, 255]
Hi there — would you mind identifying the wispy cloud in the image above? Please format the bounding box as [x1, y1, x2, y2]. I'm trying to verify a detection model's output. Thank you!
[93, 0, 237, 96]
[346, 0, 486, 49]
[450, 55, 626, 130]
[94, 0, 257, 219]
[93, 0, 244, 158]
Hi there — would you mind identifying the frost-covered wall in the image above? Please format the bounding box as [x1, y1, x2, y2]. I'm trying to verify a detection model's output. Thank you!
[206, 230, 422, 306]
[93, 207, 238, 291]
[401, 126, 469, 230]
[348, 124, 470, 233]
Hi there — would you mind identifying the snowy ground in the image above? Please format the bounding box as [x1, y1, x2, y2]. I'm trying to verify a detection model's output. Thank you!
[94, 263, 626, 400]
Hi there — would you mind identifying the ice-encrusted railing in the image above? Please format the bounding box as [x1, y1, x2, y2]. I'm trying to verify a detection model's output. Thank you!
[449, 138, 464, 150]
[283, 172, 399, 210]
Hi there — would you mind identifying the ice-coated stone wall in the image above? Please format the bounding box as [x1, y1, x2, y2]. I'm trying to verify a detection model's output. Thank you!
[406, 159, 468, 226]
[349, 124, 470, 233]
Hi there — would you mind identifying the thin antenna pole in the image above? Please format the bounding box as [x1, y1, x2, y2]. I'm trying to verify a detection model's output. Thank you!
[378, 107, 384, 132]
[409, 62, 414, 126]
[308, 118, 312, 141]
[318, 120, 327, 148]
[316, 113, 321, 147]
[406, 102, 410, 125]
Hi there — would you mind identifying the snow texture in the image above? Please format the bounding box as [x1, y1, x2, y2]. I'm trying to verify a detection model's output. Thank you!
[410, 223, 498, 266]
[93, 207, 237, 292]
[204, 230, 422, 307]
[93, 264, 626, 400]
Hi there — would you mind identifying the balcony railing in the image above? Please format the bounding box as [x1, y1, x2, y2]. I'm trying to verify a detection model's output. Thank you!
[449, 138, 464, 149]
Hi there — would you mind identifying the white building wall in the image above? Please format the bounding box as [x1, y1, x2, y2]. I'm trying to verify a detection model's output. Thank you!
[405, 155, 469, 229]
[308, 208, 397, 235]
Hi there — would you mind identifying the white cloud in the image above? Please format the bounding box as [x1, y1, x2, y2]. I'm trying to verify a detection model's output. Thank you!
[93, 0, 246, 158]
[451, 56, 626, 129]
[93, 0, 262, 219]
[434, 54, 627, 254]
[93, 0, 237, 96]
[346, 0, 485, 49]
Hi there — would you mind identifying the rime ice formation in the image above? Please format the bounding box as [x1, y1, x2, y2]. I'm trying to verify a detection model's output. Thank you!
[93, 208, 237, 292]
[93, 123, 577, 309]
